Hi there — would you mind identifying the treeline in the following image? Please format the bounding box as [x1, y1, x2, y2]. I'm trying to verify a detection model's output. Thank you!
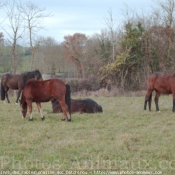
[0, 0, 175, 90]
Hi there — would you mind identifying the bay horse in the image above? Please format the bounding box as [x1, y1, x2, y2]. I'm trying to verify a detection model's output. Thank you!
[144, 72, 175, 112]
[51, 98, 103, 114]
[1, 70, 42, 103]
[20, 78, 71, 121]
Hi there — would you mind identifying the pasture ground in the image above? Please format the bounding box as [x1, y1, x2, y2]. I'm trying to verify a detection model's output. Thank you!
[0, 95, 175, 175]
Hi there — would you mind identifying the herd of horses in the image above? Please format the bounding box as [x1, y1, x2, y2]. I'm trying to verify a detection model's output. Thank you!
[1, 70, 175, 121]
[0, 70, 102, 121]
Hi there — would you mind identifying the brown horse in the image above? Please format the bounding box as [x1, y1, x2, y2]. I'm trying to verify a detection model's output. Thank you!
[144, 72, 175, 112]
[51, 98, 103, 114]
[1, 70, 42, 103]
[20, 78, 71, 121]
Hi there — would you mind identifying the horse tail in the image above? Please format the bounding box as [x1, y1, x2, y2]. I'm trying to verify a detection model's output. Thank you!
[1, 83, 5, 101]
[20, 93, 28, 118]
[65, 84, 71, 114]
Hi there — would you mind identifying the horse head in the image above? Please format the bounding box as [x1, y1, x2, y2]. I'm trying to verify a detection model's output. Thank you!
[34, 69, 42, 80]
[19, 97, 27, 118]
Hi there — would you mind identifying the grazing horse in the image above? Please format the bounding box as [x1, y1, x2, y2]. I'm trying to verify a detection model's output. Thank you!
[51, 98, 103, 114]
[20, 78, 71, 121]
[144, 72, 175, 112]
[1, 70, 42, 103]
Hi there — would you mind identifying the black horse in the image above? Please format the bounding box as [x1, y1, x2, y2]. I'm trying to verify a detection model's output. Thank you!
[1, 70, 42, 103]
[51, 98, 103, 114]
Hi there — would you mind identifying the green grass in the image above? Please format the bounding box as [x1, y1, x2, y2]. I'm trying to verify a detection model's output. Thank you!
[0, 95, 175, 174]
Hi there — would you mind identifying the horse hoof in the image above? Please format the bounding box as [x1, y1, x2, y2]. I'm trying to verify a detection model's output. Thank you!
[29, 118, 33, 121]
[22, 116, 25, 119]
[61, 118, 66, 121]
[67, 118, 71, 122]
[41, 116, 45, 121]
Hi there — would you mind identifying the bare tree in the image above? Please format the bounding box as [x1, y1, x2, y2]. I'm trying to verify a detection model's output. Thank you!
[18, 1, 51, 70]
[0, 33, 4, 61]
[152, 0, 175, 65]
[2, 0, 25, 73]
[104, 8, 118, 61]
[34, 36, 63, 75]
[153, 0, 175, 27]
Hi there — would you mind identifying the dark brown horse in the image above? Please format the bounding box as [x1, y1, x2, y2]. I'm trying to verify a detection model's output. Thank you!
[144, 72, 175, 112]
[51, 98, 103, 114]
[20, 78, 71, 121]
[1, 70, 42, 103]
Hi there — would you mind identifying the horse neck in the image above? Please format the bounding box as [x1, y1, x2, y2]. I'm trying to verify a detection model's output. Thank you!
[25, 71, 35, 81]
[21, 93, 26, 108]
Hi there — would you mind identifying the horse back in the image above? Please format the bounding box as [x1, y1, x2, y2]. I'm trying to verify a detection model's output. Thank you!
[23, 78, 66, 102]
[47, 78, 66, 94]
[147, 72, 175, 94]
[1, 73, 21, 89]
[71, 98, 102, 113]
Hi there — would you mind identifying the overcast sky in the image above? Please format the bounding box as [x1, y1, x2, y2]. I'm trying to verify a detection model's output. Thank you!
[1, 0, 157, 43]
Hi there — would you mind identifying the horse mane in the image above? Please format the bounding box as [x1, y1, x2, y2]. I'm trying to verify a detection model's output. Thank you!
[21, 70, 40, 77]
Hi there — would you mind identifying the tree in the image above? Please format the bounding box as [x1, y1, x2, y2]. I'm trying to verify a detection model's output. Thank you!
[99, 22, 146, 90]
[82, 35, 103, 76]
[2, 0, 24, 73]
[18, 1, 51, 70]
[0, 32, 4, 68]
[152, 0, 175, 66]
[62, 33, 88, 78]
[0, 32, 4, 49]
[34, 36, 63, 74]
[104, 8, 118, 62]
[95, 30, 113, 64]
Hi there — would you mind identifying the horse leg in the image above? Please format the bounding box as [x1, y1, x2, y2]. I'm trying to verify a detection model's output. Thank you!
[27, 101, 33, 121]
[155, 91, 160, 111]
[16, 89, 22, 104]
[144, 90, 152, 111]
[4, 87, 10, 103]
[144, 96, 148, 110]
[172, 94, 175, 112]
[36, 103, 45, 120]
[6, 93, 10, 103]
[61, 111, 66, 121]
[148, 93, 152, 111]
[58, 100, 71, 122]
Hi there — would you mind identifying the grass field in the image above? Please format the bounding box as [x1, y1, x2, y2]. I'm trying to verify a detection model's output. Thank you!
[1, 95, 175, 174]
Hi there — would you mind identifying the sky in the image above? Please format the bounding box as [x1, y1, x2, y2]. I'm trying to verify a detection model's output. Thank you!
[1, 0, 157, 43]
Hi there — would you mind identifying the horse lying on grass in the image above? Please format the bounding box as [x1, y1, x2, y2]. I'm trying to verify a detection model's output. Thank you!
[144, 72, 175, 112]
[20, 78, 71, 121]
[51, 98, 103, 114]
